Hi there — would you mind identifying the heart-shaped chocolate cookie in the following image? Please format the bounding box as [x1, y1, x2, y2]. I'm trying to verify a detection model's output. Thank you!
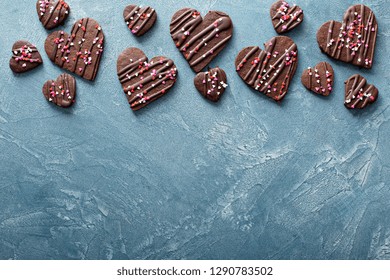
[301, 62, 334, 96]
[123, 5, 157, 36]
[270, 1, 304, 34]
[344, 74, 378, 109]
[45, 18, 104, 81]
[317, 4, 378, 69]
[36, 0, 70, 30]
[117, 48, 178, 111]
[194, 67, 228, 102]
[235, 36, 298, 102]
[170, 8, 233, 73]
[9, 40, 43, 73]
[42, 73, 76, 108]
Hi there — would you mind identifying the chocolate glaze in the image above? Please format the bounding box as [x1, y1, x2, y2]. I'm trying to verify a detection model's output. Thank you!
[42, 73, 76, 108]
[235, 36, 298, 102]
[117, 48, 178, 111]
[301, 62, 334, 96]
[170, 8, 233, 73]
[123, 5, 157, 36]
[270, 1, 304, 34]
[317, 4, 378, 69]
[45, 18, 104, 81]
[9, 40, 43, 73]
[194, 67, 228, 102]
[344, 74, 378, 109]
[36, 0, 70, 30]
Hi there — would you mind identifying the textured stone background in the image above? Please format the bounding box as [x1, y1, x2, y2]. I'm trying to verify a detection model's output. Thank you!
[0, 0, 389, 260]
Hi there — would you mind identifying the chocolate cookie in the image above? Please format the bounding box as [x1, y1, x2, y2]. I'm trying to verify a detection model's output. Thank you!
[170, 8, 233, 73]
[235, 36, 298, 102]
[45, 18, 104, 81]
[43, 73, 76, 108]
[317, 4, 378, 69]
[117, 48, 178, 111]
[301, 62, 334, 96]
[9, 41, 43, 73]
[36, 0, 70, 30]
[344, 74, 378, 109]
[194, 67, 228, 102]
[270, 1, 304, 34]
[123, 5, 157, 36]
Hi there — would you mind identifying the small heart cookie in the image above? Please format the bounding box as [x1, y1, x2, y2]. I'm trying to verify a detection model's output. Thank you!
[194, 67, 228, 102]
[36, 0, 70, 30]
[42, 73, 76, 108]
[123, 5, 157, 36]
[301, 62, 334, 96]
[344, 74, 378, 109]
[45, 18, 104, 81]
[270, 1, 304, 34]
[317, 4, 378, 69]
[235, 36, 298, 102]
[170, 8, 233, 73]
[9, 40, 43, 73]
[117, 48, 178, 111]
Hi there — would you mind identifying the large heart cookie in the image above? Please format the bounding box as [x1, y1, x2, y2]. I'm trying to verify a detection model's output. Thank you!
[42, 73, 76, 108]
[36, 0, 70, 30]
[270, 1, 304, 34]
[301, 62, 334, 96]
[235, 36, 298, 102]
[344, 74, 378, 109]
[317, 4, 378, 69]
[123, 5, 157, 36]
[170, 8, 233, 73]
[9, 40, 43, 73]
[117, 48, 178, 111]
[45, 18, 104, 81]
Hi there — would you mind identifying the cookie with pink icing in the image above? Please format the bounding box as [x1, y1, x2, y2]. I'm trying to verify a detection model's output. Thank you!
[270, 1, 304, 34]
[317, 4, 378, 69]
[45, 18, 104, 81]
[117, 48, 178, 111]
[36, 0, 70, 30]
[235, 36, 299, 102]
[344, 74, 378, 109]
[301, 62, 334, 96]
[170, 8, 233, 73]
[9, 40, 43, 73]
[123, 5, 157, 36]
[43, 73, 76, 108]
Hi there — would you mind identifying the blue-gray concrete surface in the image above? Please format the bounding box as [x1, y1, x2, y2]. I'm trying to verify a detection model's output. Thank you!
[0, 0, 389, 260]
